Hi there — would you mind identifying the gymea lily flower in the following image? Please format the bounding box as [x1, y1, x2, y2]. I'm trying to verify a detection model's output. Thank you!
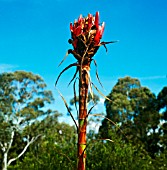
[69, 12, 106, 61]
[56, 11, 117, 86]
[56, 12, 117, 170]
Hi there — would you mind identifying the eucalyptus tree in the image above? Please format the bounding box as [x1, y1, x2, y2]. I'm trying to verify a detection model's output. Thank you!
[0, 71, 57, 170]
[157, 86, 167, 150]
[99, 76, 160, 157]
[11, 117, 77, 170]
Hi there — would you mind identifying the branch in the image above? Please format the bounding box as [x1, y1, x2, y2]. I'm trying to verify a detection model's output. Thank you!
[0, 129, 15, 154]
[7, 134, 42, 166]
[6, 130, 15, 154]
[0, 142, 5, 152]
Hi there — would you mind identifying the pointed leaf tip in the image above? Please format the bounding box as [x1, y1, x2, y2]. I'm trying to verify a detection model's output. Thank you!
[95, 11, 99, 29]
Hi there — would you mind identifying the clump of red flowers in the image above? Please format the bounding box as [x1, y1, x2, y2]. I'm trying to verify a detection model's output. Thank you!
[70, 11, 104, 46]
[68, 12, 105, 59]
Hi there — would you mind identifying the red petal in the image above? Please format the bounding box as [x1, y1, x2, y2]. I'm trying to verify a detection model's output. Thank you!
[76, 26, 82, 36]
[94, 28, 101, 45]
[74, 19, 77, 29]
[88, 13, 92, 18]
[88, 14, 93, 29]
[95, 11, 99, 29]
[78, 15, 82, 25]
[70, 23, 73, 32]
[73, 27, 77, 37]
[73, 39, 78, 49]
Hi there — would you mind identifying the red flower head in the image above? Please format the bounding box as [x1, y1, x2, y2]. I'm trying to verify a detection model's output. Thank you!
[68, 12, 117, 62]
[69, 12, 105, 60]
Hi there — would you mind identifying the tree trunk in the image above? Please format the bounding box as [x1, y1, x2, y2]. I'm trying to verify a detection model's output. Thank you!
[2, 152, 8, 170]
[78, 64, 90, 170]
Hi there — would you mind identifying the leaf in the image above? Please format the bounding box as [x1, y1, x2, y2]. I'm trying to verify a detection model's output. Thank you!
[91, 82, 112, 102]
[80, 45, 90, 82]
[73, 78, 79, 119]
[58, 51, 69, 67]
[55, 63, 79, 86]
[57, 89, 78, 131]
[93, 59, 104, 88]
[81, 137, 114, 156]
[87, 104, 97, 117]
[90, 113, 116, 126]
[90, 114, 128, 139]
[68, 66, 79, 86]
[68, 49, 82, 61]
[94, 138, 114, 143]
[100, 40, 119, 52]
[84, 68, 94, 100]
[58, 152, 75, 170]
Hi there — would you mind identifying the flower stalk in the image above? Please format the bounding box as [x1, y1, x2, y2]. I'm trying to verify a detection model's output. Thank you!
[56, 11, 116, 170]
[69, 11, 105, 170]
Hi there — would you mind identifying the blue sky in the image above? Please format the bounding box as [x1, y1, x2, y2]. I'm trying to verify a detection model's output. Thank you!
[0, 0, 167, 124]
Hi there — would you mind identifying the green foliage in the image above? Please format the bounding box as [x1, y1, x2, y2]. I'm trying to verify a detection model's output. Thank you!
[1, 74, 167, 169]
[11, 127, 157, 170]
[153, 149, 167, 169]
[10, 120, 77, 170]
[87, 130, 154, 170]
[100, 76, 161, 158]
[0, 71, 58, 169]
[157, 86, 167, 150]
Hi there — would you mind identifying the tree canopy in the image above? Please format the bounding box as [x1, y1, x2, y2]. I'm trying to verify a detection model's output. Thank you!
[1, 73, 167, 169]
[0, 71, 59, 170]
[99, 76, 166, 159]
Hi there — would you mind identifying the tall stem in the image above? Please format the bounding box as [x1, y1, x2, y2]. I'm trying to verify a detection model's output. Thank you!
[2, 152, 7, 170]
[78, 64, 90, 170]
